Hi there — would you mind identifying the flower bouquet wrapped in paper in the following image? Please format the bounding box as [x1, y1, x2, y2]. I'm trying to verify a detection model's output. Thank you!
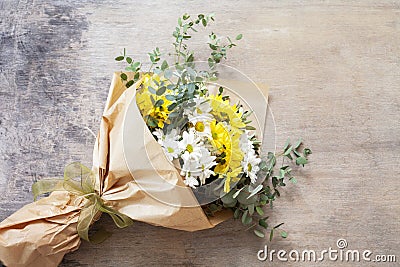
[0, 13, 311, 267]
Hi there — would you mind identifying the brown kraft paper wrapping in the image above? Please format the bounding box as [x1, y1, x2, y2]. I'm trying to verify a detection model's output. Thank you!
[0, 72, 268, 267]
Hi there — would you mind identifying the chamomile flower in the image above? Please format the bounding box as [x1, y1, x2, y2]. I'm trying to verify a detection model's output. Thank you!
[152, 128, 164, 144]
[179, 129, 202, 153]
[153, 129, 182, 162]
[193, 97, 212, 117]
[181, 150, 202, 174]
[241, 151, 261, 184]
[196, 148, 217, 184]
[239, 131, 254, 151]
[162, 138, 181, 161]
[180, 130, 203, 174]
[184, 174, 199, 188]
[190, 119, 212, 138]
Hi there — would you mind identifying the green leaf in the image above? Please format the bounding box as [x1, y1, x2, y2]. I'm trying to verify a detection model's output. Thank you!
[147, 86, 156, 94]
[245, 125, 256, 131]
[168, 111, 179, 118]
[294, 138, 302, 149]
[164, 69, 173, 79]
[241, 210, 248, 224]
[293, 149, 301, 157]
[115, 56, 124, 61]
[232, 187, 244, 199]
[260, 194, 269, 202]
[256, 206, 264, 216]
[120, 73, 127, 81]
[241, 210, 252, 225]
[274, 222, 284, 229]
[237, 187, 257, 205]
[269, 229, 274, 241]
[221, 192, 237, 206]
[259, 160, 267, 171]
[161, 60, 169, 71]
[259, 219, 268, 229]
[296, 157, 308, 166]
[134, 72, 140, 80]
[156, 86, 166, 96]
[168, 102, 178, 111]
[284, 146, 293, 156]
[154, 99, 164, 107]
[233, 208, 240, 219]
[126, 57, 132, 64]
[248, 204, 255, 216]
[247, 184, 263, 199]
[125, 80, 134, 88]
[150, 95, 155, 105]
[283, 138, 290, 151]
[146, 117, 158, 128]
[304, 148, 312, 156]
[254, 229, 265, 238]
[281, 231, 288, 238]
[165, 94, 175, 101]
[131, 61, 141, 70]
[236, 34, 243, 40]
[202, 18, 207, 27]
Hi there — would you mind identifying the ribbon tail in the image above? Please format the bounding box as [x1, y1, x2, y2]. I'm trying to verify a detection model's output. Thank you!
[97, 202, 134, 228]
[32, 179, 65, 201]
[77, 203, 96, 242]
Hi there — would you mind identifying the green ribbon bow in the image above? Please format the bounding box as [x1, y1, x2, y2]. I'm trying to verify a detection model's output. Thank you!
[32, 162, 133, 243]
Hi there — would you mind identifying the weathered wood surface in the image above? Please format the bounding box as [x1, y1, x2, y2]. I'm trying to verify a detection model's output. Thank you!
[0, 1, 399, 266]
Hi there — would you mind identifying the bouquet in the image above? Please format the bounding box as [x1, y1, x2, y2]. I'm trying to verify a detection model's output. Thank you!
[0, 13, 311, 267]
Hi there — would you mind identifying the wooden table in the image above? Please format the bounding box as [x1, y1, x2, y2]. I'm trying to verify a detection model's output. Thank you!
[0, 1, 399, 266]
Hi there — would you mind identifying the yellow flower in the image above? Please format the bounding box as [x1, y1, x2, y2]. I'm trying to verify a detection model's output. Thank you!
[224, 167, 242, 193]
[136, 73, 172, 128]
[208, 94, 246, 129]
[210, 120, 244, 186]
[210, 120, 230, 153]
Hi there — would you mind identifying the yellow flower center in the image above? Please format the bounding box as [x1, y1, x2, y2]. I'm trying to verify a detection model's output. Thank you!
[186, 144, 194, 153]
[212, 132, 219, 139]
[195, 121, 205, 132]
[167, 147, 174, 153]
[247, 163, 252, 172]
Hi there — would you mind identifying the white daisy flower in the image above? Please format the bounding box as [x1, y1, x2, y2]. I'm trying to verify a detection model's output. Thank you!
[179, 130, 203, 175]
[153, 128, 183, 162]
[242, 152, 261, 184]
[179, 129, 201, 152]
[193, 97, 212, 117]
[184, 174, 199, 188]
[162, 138, 181, 162]
[239, 131, 261, 184]
[152, 128, 164, 144]
[196, 148, 217, 184]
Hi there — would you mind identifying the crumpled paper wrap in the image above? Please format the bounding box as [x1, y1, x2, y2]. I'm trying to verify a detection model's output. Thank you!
[0, 72, 268, 267]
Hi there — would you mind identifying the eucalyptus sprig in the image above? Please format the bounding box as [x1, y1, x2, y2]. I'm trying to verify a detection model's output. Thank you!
[206, 139, 312, 240]
[115, 13, 242, 89]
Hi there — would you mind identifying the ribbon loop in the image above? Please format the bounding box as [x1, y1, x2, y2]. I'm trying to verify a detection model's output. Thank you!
[32, 162, 133, 243]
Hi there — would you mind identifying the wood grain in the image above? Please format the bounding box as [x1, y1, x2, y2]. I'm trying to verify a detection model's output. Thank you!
[0, 1, 399, 266]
